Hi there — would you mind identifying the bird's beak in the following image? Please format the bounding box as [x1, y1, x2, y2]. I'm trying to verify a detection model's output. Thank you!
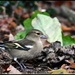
[40, 35, 48, 39]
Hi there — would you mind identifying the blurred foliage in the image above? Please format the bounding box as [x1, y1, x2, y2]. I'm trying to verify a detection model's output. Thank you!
[46, 8, 58, 17]
[2, 1, 73, 46]
[62, 34, 75, 46]
[15, 10, 75, 46]
[23, 18, 33, 33]
[0, 7, 3, 14]
[49, 69, 68, 74]
[15, 31, 26, 40]
[15, 18, 33, 40]
[15, 10, 49, 40]
[32, 14, 62, 45]
[31, 10, 50, 19]
[0, 1, 6, 5]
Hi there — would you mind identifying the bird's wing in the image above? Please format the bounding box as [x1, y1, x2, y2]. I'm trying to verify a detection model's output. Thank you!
[14, 38, 34, 46]
[4, 39, 35, 51]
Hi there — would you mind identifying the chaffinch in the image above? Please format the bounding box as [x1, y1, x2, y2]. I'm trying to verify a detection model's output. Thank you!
[5, 29, 47, 59]
[4, 29, 47, 71]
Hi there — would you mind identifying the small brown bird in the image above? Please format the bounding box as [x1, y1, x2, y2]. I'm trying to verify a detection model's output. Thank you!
[4, 29, 47, 70]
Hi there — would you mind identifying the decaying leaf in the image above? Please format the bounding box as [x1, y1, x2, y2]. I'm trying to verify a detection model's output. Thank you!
[48, 68, 68, 74]
[65, 60, 75, 69]
[32, 14, 63, 45]
[7, 65, 22, 74]
[60, 64, 75, 73]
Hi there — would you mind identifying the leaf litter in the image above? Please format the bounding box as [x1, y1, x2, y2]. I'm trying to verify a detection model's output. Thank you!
[0, 41, 75, 74]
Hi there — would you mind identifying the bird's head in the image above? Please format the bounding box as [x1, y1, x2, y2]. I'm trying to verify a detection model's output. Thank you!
[26, 29, 48, 42]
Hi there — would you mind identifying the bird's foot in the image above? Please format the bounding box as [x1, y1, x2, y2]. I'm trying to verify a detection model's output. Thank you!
[21, 62, 27, 69]
[14, 58, 25, 71]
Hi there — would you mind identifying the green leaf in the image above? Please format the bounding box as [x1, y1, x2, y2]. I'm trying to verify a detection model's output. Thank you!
[15, 18, 33, 40]
[15, 11, 49, 40]
[46, 8, 57, 16]
[49, 69, 68, 74]
[32, 14, 63, 45]
[62, 34, 75, 46]
[31, 10, 50, 19]
[23, 18, 33, 33]
[15, 31, 26, 40]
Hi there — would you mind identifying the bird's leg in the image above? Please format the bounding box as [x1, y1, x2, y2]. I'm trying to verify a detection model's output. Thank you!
[20, 60, 27, 69]
[14, 57, 24, 71]
[21, 62, 26, 69]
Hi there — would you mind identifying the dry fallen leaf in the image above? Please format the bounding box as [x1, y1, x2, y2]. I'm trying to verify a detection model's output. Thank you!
[61, 64, 67, 69]
[66, 69, 74, 73]
[65, 60, 75, 69]
[61, 64, 74, 73]
[7, 65, 22, 74]
[48, 68, 68, 74]
[61, 25, 72, 31]
[61, 24, 75, 32]
[48, 63, 74, 74]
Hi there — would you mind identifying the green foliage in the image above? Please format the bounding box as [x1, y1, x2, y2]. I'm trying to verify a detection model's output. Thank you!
[15, 10, 49, 40]
[15, 10, 75, 46]
[46, 8, 57, 16]
[0, 1, 6, 5]
[62, 34, 75, 46]
[32, 14, 63, 45]
[15, 18, 33, 40]
[15, 31, 26, 40]
[0, 7, 3, 12]
[50, 69, 68, 74]
[23, 18, 33, 33]
[31, 10, 50, 19]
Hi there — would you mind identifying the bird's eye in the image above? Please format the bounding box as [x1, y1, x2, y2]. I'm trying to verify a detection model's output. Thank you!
[36, 33, 40, 35]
